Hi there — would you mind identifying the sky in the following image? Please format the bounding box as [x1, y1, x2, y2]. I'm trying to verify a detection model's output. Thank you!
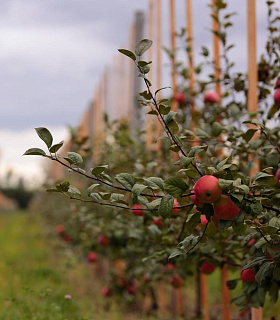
[0, 0, 270, 188]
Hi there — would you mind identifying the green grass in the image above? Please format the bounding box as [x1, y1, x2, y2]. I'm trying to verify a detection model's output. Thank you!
[0, 211, 153, 320]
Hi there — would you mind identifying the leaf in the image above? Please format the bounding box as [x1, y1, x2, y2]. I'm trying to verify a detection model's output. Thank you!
[217, 157, 229, 171]
[67, 152, 83, 166]
[144, 198, 161, 211]
[135, 39, 153, 56]
[164, 177, 188, 196]
[159, 104, 171, 115]
[89, 192, 102, 201]
[180, 156, 194, 168]
[186, 212, 201, 233]
[212, 122, 223, 137]
[169, 249, 184, 259]
[255, 262, 273, 284]
[99, 192, 111, 200]
[118, 49, 136, 61]
[250, 203, 263, 214]
[243, 257, 268, 270]
[218, 219, 232, 231]
[91, 165, 108, 175]
[56, 181, 70, 192]
[188, 145, 208, 157]
[131, 183, 148, 198]
[242, 129, 257, 142]
[68, 185, 81, 196]
[227, 279, 238, 290]
[35, 127, 53, 149]
[158, 195, 174, 219]
[218, 179, 234, 191]
[147, 110, 158, 115]
[115, 173, 135, 191]
[23, 148, 46, 157]
[155, 87, 172, 96]
[143, 177, 164, 191]
[269, 217, 280, 228]
[87, 184, 100, 196]
[49, 141, 64, 153]
[164, 111, 177, 124]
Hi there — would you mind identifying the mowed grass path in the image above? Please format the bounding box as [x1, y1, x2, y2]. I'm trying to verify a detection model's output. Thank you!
[0, 211, 130, 320]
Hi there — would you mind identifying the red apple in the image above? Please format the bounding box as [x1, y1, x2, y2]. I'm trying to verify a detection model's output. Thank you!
[200, 215, 208, 225]
[126, 279, 139, 295]
[172, 199, 181, 214]
[101, 287, 111, 297]
[152, 219, 165, 227]
[63, 235, 71, 243]
[204, 91, 220, 104]
[275, 78, 280, 88]
[131, 203, 143, 216]
[98, 234, 109, 246]
[275, 169, 280, 187]
[241, 268, 256, 282]
[142, 275, 151, 284]
[213, 195, 240, 220]
[266, 247, 277, 261]
[191, 194, 204, 207]
[199, 261, 216, 274]
[169, 274, 184, 288]
[247, 238, 256, 247]
[274, 88, 280, 107]
[55, 224, 65, 235]
[87, 251, 98, 263]
[193, 175, 222, 203]
[164, 263, 176, 271]
[175, 92, 187, 105]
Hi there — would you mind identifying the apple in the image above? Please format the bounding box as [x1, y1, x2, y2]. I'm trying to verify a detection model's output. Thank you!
[172, 199, 181, 214]
[101, 287, 111, 297]
[203, 91, 220, 104]
[169, 274, 184, 288]
[191, 194, 204, 207]
[131, 203, 143, 216]
[274, 88, 280, 107]
[193, 175, 222, 203]
[200, 215, 208, 225]
[174, 92, 187, 105]
[87, 251, 98, 263]
[63, 235, 71, 243]
[266, 247, 278, 261]
[213, 195, 240, 220]
[151, 219, 165, 227]
[55, 224, 65, 235]
[275, 168, 280, 187]
[142, 275, 151, 284]
[126, 279, 139, 295]
[247, 238, 256, 247]
[199, 261, 216, 274]
[98, 234, 109, 246]
[275, 78, 280, 88]
[164, 263, 176, 271]
[241, 268, 256, 282]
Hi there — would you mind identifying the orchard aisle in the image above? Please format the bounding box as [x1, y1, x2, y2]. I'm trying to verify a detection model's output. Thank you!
[0, 211, 147, 320]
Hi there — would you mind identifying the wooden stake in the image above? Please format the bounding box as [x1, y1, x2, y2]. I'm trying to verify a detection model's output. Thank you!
[127, 24, 135, 122]
[200, 272, 209, 320]
[169, 0, 177, 111]
[212, 0, 221, 99]
[186, 0, 195, 116]
[221, 264, 231, 320]
[146, 0, 154, 149]
[158, 281, 167, 315]
[175, 288, 184, 317]
[155, 0, 162, 150]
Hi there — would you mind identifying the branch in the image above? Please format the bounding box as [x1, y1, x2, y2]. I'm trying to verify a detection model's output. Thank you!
[254, 223, 280, 246]
[186, 222, 209, 255]
[244, 197, 280, 215]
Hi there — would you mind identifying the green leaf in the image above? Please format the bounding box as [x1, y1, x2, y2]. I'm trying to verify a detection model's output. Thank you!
[212, 122, 223, 137]
[218, 179, 234, 191]
[99, 192, 111, 200]
[188, 145, 208, 157]
[250, 203, 263, 214]
[186, 212, 201, 233]
[91, 165, 108, 175]
[144, 198, 161, 211]
[242, 129, 257, 142]
[115, 173, 135, 191]
[143, 177, 164, 191]
[89, 192, 102, 201]
[180, 156, 194, 168]
[87, 184, 100, 196]
[164, 177, 188, 196]
[135, 39, 153, 56]
[243, 257, 268, 270]
[49, 141, 64, 153]
[118, 49, 136, 61]
[68, 185, 81, 196]
[158, 195, 174, 219]
[169, 249, 184, 259]
[227, 279, 238, 290]
[251, 172, 275, 185]
[159, 104, 171, 115]
[255, 262, 273, 284]
[23, 148, 46, 157]
[132, 183, 148, 198]
[217, 157, 229, 171]
[67, 152, 83, 166]
[164, 111, 177, 124]
[269, 217, 280, 228]
[155, 87, 172, 96]
[218, 219, 232, 231]
[201, 203, 214, 222]
[147, 110, 158, 115]
[56, 181, 70, 192]
[35, 127, 53, 149]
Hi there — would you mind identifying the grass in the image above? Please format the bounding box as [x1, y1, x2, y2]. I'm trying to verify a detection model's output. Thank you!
[0, 210, 279, 319]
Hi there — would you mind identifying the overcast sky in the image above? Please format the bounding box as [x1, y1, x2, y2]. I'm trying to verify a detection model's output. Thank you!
[0, 0, 270, 187]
